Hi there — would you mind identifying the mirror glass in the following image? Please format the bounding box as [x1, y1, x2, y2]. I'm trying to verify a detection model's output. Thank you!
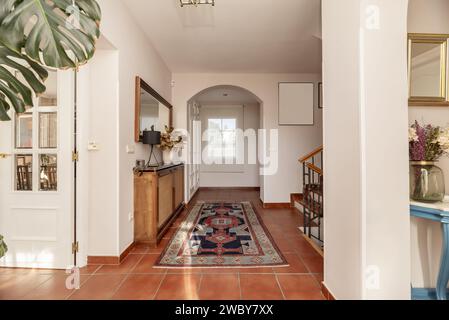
[140, 90, 161, 132]
[136, 77, 172, 142]
[410, 42, 444, 98]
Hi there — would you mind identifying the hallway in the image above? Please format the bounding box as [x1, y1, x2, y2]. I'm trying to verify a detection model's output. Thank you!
[0, 190, 323, 300]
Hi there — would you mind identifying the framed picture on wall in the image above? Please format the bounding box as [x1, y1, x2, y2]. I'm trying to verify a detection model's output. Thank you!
[318, 82, 323, 109]
[278, 82, 314, 126]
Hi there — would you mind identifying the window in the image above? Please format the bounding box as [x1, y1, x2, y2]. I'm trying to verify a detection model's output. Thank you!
[207, 118, 237, 162]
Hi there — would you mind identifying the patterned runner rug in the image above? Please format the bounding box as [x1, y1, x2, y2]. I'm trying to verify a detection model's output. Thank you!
[155, 201, 288, 268]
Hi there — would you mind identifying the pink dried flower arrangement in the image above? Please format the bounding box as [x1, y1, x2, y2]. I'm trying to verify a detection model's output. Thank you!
[409, 121, 449, 161]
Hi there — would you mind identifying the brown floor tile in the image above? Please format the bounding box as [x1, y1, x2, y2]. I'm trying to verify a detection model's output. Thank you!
[69, 274, 126, 300]
[272, 237, 297, 253]
[0, 268, 64, 275]
[198, 274, 240, 300]
[131, 254, 167, 274]
[0, 274, 53, 299]
[95, 254, 144, 274]
[148, 238, 170, 254]
[201, 267, 239, 274]
[273, 253, 308, 274]
[167, 267, 202, 274]
[238, 267, 274, 274]
[302, 256, 324, 273]
[130, 243, 151, 254]
[277, 274, 320, 293]
[22, 274, 90, 300]
[240, 274, 283, 300]
[111, 274, 165, 300]
[154, 274, 202, 300]
[313, 273, 324, 283]
[283, 290, 325, 300]
[79, 265, 102, 275]
[69, 274, 125, 300]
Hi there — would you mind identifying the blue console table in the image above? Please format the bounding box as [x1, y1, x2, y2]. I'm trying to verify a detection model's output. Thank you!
[410, 198, 449, 300]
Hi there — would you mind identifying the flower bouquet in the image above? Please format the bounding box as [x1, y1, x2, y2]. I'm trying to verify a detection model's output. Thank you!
[160, 126, 184, 164]
[409, 121, 449, 202]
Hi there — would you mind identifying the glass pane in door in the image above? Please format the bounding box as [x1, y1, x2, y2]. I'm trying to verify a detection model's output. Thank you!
[39, 154, 57, 191]
[15, 113, 33, 149]
[39, 112, 57, 148]
[15, 154, 33, 191]
[38, 70, 58, 107]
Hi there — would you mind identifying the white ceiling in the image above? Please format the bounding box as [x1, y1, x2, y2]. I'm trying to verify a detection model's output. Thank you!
[195, 85, 260, 104]
[121, 0, 322, 73]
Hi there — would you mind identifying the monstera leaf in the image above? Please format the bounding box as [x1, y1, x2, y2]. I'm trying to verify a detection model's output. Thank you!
[0, 0, 101, 120]
[0, 45, 48, 120]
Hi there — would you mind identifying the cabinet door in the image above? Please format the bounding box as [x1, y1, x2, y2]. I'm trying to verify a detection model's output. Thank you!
[158, 172, 174, 228]
[174, 166, 184, 209]
[134, 173, 157, 242]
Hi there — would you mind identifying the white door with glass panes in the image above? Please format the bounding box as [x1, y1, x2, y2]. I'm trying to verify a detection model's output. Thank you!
[0, 70, 73, 269]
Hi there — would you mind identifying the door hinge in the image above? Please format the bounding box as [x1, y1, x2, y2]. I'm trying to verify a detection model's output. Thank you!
[72, 151, 79, 162]
[72, 241, 79, 254]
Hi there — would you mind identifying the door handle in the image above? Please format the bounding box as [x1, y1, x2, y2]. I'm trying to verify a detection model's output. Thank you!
[0, 153, 11, 159]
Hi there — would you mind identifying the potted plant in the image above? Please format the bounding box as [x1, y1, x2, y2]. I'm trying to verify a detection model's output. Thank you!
[0, 1, 102, 121]
[160, 126, 184, 165]
[409, 121, 449, 202]
[0, 235, 7, 259]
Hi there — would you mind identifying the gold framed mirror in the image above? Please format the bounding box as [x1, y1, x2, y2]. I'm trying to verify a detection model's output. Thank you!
[408, 33, 449, 106]
[135, 77, 173, 143]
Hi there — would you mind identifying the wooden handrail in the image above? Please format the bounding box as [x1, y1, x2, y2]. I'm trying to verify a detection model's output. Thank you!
[305, 162, 323, 175]
[299, 146, 323, 163]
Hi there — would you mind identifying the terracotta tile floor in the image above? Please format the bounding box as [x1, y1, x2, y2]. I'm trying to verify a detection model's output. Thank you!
[0, 190, 324, 300]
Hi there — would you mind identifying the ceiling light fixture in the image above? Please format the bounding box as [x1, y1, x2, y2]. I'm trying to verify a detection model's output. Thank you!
[180, 0, 215, 7]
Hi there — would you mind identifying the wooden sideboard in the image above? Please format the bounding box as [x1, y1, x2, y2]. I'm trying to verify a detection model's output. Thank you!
[134, 163, 185, 247]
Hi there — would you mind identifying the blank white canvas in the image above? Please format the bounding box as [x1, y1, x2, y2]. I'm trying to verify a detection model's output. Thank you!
[279, 82, 314, 125]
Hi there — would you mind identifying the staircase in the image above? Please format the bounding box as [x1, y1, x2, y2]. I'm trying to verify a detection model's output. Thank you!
[294, 146, 324, 251]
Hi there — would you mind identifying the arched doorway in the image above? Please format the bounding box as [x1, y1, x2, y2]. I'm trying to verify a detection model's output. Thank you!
[186, 85, 263, 202]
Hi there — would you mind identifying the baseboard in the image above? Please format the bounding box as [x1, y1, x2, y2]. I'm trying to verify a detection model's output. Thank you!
[299, 231, 324, 258]
[321, 282, 336, 300]
[290, 193, 303, 207]
[199, 187, 260, 191]
[259, 199, 291, 209]
[87, 241, 135, 265]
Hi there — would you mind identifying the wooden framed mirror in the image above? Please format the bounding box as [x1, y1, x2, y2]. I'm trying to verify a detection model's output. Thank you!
[408, 33, 449, 106]
[135, 76, 173, 142]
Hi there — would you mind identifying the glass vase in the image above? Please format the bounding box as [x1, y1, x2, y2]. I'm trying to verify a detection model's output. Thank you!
[410, 161, 445, 203]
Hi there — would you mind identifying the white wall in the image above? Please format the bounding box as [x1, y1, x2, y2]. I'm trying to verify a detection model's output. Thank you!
[172, 73, 323, 203]
[323, 0, 410, 299]
[86, 50, 119, 256]
[199, 103, 260, 188]
[86, 0, 172, 255]
[408, 0, 449, 288]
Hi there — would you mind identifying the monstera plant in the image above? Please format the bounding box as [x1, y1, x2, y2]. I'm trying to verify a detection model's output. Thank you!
[0, 0, 102, 120]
